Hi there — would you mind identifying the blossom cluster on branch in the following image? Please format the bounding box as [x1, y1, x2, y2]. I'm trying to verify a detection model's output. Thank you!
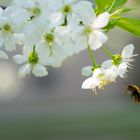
[0, 0, 139, 93]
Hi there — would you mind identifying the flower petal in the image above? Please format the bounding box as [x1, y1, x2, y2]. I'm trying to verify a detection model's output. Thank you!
[48, 12, 64, 27]
[81, 66, 93, 77]
[81, 77, 94, 89]
[92, 12, 110, 29]
[13, 55, 27, 64]
[0, 7, 3, 16]
[101, 60, 113, 69]
[89, 31, 108, 50]
[122, 44, 134, 59]
[32, 64, 48, 77]
[18, 64, 32, 78]
[4, 33, 16, 52]
[89, 34, 100, 50]
[0, 31, 5, 47]
[118, 62, 127, 78]
[73, 1, 96, 24]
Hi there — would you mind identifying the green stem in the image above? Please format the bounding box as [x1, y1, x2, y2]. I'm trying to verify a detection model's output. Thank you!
[88, 46, 98, 68]
[107, 0, 116, 13]
[33, 45, 36, 55]
[101, 47, 114, 58]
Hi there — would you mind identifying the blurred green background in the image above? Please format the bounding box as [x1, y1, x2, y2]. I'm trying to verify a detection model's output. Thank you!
[0, 0, 140, 140]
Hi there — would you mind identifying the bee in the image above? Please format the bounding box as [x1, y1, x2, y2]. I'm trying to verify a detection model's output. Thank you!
[125, 83, 140, 103]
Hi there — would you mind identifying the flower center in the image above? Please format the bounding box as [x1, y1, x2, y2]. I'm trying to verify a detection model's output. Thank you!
[112, 54, 122, 66]
[84, 26, 93, 35]
[44, 33, 55, 45]
[97, 73, 109, 89]
[30, 7, 41, 18]
[28, 47, 39, 64]
[3, 24, 12, 32]
[62, 5, 72, 15]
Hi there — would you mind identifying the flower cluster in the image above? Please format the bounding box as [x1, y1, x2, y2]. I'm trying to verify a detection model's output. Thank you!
[0, 0, 138, 93]
[81, 44, 137, 93]
[0, 0, 110, 78]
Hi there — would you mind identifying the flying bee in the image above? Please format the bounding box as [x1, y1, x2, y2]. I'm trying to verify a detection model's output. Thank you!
[125, 83, 140, 103]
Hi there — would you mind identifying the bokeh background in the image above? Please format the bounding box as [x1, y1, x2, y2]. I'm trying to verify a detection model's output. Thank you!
[0, 0, 140, 140]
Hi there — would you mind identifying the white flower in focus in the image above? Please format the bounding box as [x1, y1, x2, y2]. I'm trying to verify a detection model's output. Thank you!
[102, 44, 136, 78]
[13, 46, 48, 78]
[82, 66, 116, 93]
[72, 1, 110, 51]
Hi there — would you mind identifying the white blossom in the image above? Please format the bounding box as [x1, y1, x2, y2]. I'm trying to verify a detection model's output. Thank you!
[71, 1, 110, 51]
[102, 44, 136, 78]
[0, 6, 28, 51]
[37, 25, 74, 67]
[13, 45, 48, 78]
[82, 65, 117, 93]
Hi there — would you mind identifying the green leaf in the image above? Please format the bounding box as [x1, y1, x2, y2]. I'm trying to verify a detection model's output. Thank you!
[116, 18, 140, 36]
[109, 0, 128, 13]
[95, 0, 113, 14]
[95, 0, 128, 14]
[104, 18, 120, 32]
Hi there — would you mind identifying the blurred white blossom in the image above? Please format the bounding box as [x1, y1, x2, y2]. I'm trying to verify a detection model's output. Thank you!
[0, 0, 138, 93]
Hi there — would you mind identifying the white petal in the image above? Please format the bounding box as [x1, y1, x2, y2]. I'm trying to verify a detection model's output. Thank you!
[95, 31, 108, 44]
[122, 44, 134, 59]
[37, 42, 51, 65]
[118, 63, 127, 78]
[32, 64, 48, 77]
[18, 64, 32, 78]
[54, 26, 74, 56]
[47, 0, 63, 11]
[0, 31, 4, 47]
[48, 12, 64, 27]
[46, 56, 63, 68]
[14, 33, 25, 45]
[4, 33, 16, 52]
[92, 12, 110, 29]
[74, 35, 87, 53]
[23, 45, 34, 58]
[81, 66, 93, 77]
[65, 0, 76, 4]
[0, 51, 8, 59]
[104, 67, 118, 81]
[0, 7, 3, 16]
[73, 1, 96, 24]
[81, 77, 94, 89]
[101, 60, 113, 69]
[53, 41, 67, 60]
[11, 8, 31, 25]
[89, 31, 108, 50]
[67, 14, 81, 26]
[13, 55, 27, 64]
[88, 33, 102, 50]
[93, 68, 102, 78]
